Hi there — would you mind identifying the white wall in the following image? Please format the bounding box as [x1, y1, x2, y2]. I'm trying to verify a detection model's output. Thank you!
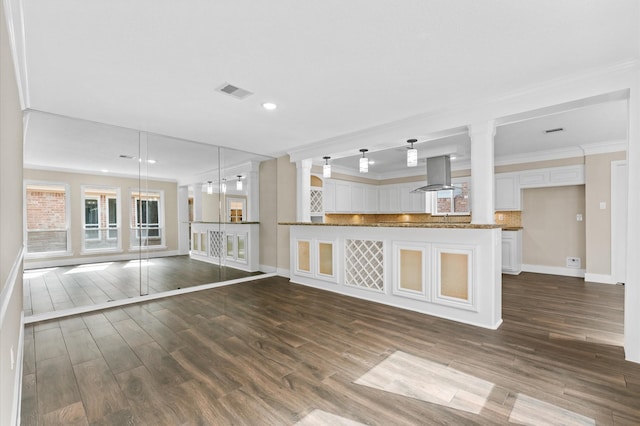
[1, 3, 25, 424]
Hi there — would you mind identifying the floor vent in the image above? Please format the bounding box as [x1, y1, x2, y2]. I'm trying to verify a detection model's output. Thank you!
[216, 82, 253, 100]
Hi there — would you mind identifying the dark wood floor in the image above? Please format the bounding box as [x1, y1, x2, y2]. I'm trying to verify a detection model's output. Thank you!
[23, 256, 261, 316]
[21, 273, 639, 425]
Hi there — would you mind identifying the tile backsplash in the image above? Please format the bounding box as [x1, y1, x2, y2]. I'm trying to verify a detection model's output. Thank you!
[324, 210, 521, 226]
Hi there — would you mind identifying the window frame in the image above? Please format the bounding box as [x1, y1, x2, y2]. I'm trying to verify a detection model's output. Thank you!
[129, 188, 166, 250]
[81, 185, 122, 254]
[431, 177, 471, 216]
[24, 180, 72, 258]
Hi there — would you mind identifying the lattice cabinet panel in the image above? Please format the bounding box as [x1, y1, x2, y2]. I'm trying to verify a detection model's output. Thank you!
[209, 230, 224, 258]
[345, 239, 384, 291]
[310, 189, 323, 214]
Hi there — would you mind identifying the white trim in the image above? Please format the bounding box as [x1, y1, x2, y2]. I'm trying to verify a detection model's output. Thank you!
[276, 268, 290, 278]
[24, 249, 179, 270]
[584, 273, 618, 285]
[521, 264, 585, 278]
[611, 160, 628, 285]
[2, 0, 29, 109]
[0, 246, 24, 328]
[11, 312, 25, 426]
[581, 140, 627, 156]
[259, 264, 277, 273]
[24, 273, 277, 324]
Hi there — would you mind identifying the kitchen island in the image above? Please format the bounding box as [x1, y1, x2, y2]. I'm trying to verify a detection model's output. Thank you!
[283, 222, 503, 329]
[190, 221, 260, 272]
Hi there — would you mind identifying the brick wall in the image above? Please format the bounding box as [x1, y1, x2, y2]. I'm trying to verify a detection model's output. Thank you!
[26, 188, 66, 229]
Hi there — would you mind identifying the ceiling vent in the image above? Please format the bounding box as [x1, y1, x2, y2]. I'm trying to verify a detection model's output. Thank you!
[544, 127, 564, 134]
[119, 154, 135, 159]
[216, 82, 253, 100]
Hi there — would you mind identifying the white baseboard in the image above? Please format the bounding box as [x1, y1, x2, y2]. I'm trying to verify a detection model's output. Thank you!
[12, 312, 25, 426]
[24, 250, 180, 270]
[277, 268, 290, 278]
[259, 264, 277, 273]
[584, 273, 618, 285]
[521, 264, 585, 278]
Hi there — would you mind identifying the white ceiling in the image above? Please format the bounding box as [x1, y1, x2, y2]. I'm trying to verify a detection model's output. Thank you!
[14, 0, 638, 164]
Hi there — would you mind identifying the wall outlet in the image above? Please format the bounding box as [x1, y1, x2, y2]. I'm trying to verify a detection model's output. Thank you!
[576, 214, 583, 221]
[497, 214, 504, 221]
[566, 257, 581, 268]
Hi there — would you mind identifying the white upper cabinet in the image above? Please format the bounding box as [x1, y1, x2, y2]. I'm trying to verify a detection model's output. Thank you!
[334, 182, 352, 212]
[323, 181, 335, 212]
[351, 184, 365, 212]
[495, 173, 520, 211]
[365, 186, 379, 213]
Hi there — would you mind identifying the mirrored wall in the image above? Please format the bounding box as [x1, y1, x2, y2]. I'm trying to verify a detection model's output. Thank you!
[22, 110, 275, 316]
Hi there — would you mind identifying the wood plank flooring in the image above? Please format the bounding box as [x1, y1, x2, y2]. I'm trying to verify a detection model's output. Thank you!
[21, 273, 640, 425]
[23, 256, 261, 316]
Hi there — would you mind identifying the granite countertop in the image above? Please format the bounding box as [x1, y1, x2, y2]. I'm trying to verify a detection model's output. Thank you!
[279, 222, 502, 229]
[191, 221, 260, 224]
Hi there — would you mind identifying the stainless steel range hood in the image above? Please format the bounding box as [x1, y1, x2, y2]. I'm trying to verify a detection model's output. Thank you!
[412, 155, 456, 192]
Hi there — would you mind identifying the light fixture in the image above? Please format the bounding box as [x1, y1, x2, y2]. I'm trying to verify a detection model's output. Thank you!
[359, 149, 369, 173]
[262, 102, 277, 110]
[406, 138, 418, 167]
[207, 181, 213, 195]
[323, 156, 331, 178]
[221, 178, 227, 193]
[147, 159, 156, 164]
[236, 175, 243, 191]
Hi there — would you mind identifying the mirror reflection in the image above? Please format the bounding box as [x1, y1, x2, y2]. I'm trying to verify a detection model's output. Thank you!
[22, 110, 273, 316]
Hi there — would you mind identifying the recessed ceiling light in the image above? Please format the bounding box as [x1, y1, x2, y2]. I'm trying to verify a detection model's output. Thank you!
[147, 159, 156, 164]
[450, 156, 457, 160]
[368, 160, 375, 165]
[262, 102, 277, 110]
[101, 169, 109, 173]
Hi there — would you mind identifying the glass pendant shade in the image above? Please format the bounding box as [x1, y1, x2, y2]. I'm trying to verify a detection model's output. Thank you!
[322, 156, 331, 178]
[359, 149, 368, 173]
[407, 148, 418, 167]
[206, 181, 213, 195]
[407, 139, 418, 167]
[221, 179, 227, 193]
[236, 176, 243, 191]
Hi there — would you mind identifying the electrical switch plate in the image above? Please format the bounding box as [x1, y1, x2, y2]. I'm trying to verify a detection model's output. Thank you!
[498, 214, 504, 221]
[576, 214, 583, 221]
[599, 202, 606, 210]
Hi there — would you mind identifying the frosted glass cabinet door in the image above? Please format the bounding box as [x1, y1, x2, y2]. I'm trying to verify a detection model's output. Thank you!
[237, 234, 247, 261]
[226, 234, 234, 258]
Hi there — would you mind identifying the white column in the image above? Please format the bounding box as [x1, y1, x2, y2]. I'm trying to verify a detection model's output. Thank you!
[624, 79, 640, 363]
[192, 183, 203, 222]
[246, 170, 260, 222]
[177, 185, 190, 254]
[296, 159, 312, 222]
[469, 121, 496, 224]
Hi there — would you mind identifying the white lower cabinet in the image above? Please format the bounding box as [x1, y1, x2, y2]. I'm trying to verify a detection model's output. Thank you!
[501, 230, 522, 274]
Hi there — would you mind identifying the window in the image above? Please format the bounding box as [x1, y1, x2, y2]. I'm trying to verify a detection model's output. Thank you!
[432, 180, 470, 216]
[226, 197, 246, 223]
[131, 190, 164, 248]
[82, 186, 120, 252]
[25, 183, 70, 255]
[84, 198, 100, 240]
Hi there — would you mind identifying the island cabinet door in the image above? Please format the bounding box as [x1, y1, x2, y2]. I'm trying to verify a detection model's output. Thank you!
[432, 245, 476, 311]
[392, 242, 429, 300]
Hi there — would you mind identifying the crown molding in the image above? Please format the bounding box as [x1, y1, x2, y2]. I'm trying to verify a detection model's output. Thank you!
[580, 139, 627, 155]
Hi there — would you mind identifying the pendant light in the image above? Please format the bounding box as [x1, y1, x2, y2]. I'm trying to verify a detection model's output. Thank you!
[407, 138, 418, 167]
[236, 175, 243, 191]
[221, 178, 227, 194]
[359, 149, 369, 173]
[323, 156, 331, 178]
[206, 181, 213, 195]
